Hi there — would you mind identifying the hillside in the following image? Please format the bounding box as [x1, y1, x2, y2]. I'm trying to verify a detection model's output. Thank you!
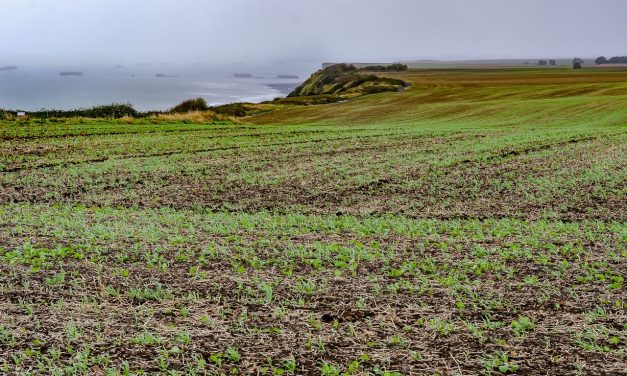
[253, 67, 627, 125]
[288, 63, 407, 97]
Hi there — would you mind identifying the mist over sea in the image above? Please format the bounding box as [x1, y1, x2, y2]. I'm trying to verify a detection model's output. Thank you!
[0, 62, 319, 111]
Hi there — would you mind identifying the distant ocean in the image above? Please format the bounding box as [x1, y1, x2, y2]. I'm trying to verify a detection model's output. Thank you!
[0, 62, 319, 111]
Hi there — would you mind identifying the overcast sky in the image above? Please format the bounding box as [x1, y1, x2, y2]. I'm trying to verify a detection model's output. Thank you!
[1, 0, 626, 64]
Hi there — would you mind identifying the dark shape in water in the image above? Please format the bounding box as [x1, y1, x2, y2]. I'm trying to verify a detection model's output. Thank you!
[115, 65, 124, 68]
[278, 74, 299, 79]
[0, 66, 18, 71]
[60, 72, 83, 77]
[156, 73, 179, 78]
[233, 73, 253, 78]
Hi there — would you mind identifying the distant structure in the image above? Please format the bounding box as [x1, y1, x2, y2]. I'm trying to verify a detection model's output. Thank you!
[17, 112, 26, 118]
[233, 73, 253, 78]
[278, 74, 299, 79]
[60, 72, 83, 77]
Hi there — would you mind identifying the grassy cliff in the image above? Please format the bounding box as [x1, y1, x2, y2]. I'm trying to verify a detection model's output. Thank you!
[288, 63, 407, 98]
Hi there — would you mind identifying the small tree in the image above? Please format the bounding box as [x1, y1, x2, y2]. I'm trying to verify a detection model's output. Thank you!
[548, 60, 556, 66]
[572, 58, 583, 69]
[537, 60, 548, 66]
[595, 56, 608, 65]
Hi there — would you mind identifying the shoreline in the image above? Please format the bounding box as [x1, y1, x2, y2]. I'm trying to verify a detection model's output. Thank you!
[0, 64, 311, 113]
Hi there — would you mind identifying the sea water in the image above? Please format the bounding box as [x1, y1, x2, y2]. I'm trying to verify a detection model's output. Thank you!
[0, 62, 318, 111]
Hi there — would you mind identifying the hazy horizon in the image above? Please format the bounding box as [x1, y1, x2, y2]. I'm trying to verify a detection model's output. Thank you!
[1, 0, 626, 66]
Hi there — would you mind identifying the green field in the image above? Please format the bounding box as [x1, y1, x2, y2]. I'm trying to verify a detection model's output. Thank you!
[1, 68, 626, 375]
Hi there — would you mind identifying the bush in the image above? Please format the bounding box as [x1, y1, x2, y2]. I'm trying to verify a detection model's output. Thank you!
[269, 95, 345, 106]
[210, 103, 253, 117]
[169, 98, 209, 113]
[380, 77, 407, 86]
[14, 103, 139, 119]
[362, 64, 408, 72]
[362, 85, 399, 94]
[83, 104, 138, 118]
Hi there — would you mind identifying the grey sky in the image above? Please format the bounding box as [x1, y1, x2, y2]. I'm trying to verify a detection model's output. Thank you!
[1, 0, 625, 64]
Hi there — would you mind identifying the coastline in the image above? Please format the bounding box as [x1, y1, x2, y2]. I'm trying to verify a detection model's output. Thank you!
[0, 64, 312, 112]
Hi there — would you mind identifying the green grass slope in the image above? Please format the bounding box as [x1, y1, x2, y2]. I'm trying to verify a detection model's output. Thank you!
[254, 68, 627, 126]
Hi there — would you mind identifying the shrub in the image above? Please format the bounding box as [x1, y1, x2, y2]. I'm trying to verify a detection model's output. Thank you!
[17, 103, 138, 119]
[362, 85, 399, 94]
[210, 103, 253, 117]
[269, 94, 345, 106]
[169, 98, 209, 113]
[84, 103, 138, 118]
[362, 63, 408, 72]
[380, 77, 407, 86]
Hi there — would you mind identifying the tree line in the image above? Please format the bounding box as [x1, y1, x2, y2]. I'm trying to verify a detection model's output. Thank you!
[595, 56, 627, 65]
[1, 99, 253, 119]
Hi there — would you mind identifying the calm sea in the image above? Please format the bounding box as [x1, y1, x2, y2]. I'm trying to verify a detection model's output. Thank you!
[0, 62, 318, 112]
